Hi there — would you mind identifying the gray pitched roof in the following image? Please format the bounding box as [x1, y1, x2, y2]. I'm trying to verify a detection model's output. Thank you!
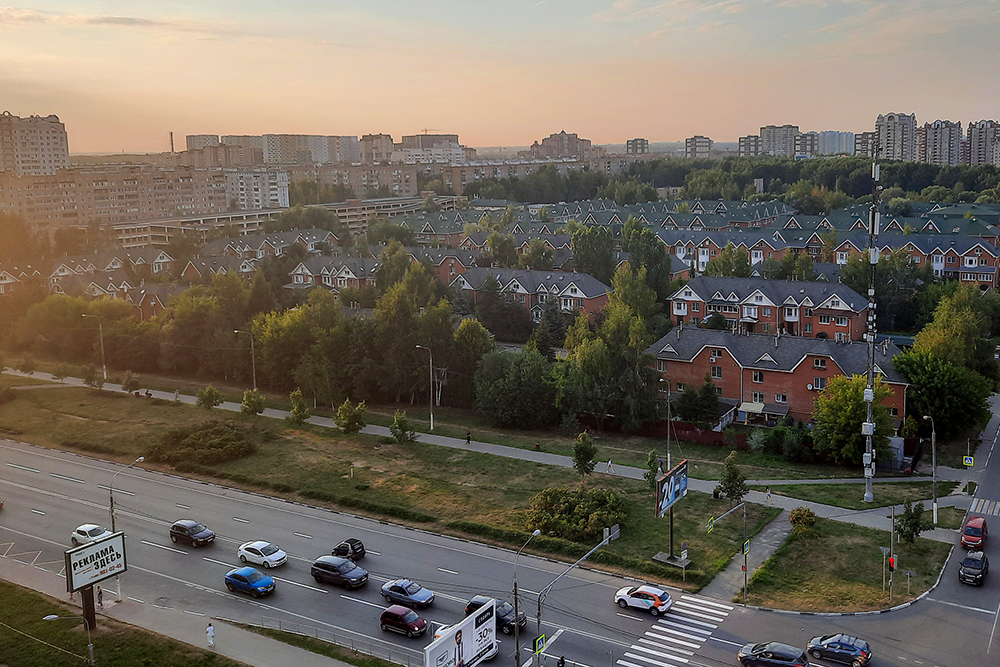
[673, 276, 866, 311]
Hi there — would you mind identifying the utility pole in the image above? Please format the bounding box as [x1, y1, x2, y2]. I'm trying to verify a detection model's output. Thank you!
[514, 530, 540, 667]
[862, 148, 882, 504]
[924, 415, 938, 524]
[81, 314, 107, 380]
[415, 345, 434, 430]
[234, 329, 256, 391]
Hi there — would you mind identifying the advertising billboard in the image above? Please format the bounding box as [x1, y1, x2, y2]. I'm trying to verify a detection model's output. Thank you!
[656, 459, 688, 518]
[65, 532, 127, 592]
[424, 598, 497, 667]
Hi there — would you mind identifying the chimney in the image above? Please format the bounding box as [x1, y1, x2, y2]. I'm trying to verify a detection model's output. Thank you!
[676, 323, 681, 339]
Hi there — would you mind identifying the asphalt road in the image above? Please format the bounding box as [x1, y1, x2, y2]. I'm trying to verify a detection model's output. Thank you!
[0, 437, 996, 667]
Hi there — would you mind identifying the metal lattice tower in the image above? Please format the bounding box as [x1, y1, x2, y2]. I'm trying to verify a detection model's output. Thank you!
[863, 150, 881, 503]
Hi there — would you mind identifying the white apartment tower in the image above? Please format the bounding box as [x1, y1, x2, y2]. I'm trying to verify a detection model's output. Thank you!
[967, 120, 1000, 166]
[186, 134, 220, 150]
[874, 113, 917, 161]
[817, 131, 855, 155]
[0, 111, 70, 176]
[684, 136, 712, 159]
[916, 120, 964, 166]
[225, 168, 290, 210]
[760, 125, 799, 157]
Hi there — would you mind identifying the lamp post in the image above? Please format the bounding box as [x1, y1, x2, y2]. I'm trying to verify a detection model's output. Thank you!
[234, 329, 256, 391]
[659, 377, 674, 558]
[514, 529, 540, 667]
[109, 455, 143, 602]
[81, 314, 107, 380]
[923, 415, 938, 525]
[44, 614, 95, 666]
[415, 345, 434, 430]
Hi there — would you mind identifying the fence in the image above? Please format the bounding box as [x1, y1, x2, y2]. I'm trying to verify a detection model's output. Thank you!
[255, 616, 423, 667]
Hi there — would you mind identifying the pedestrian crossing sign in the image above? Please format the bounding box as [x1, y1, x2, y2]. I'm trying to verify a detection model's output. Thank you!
[742, 540, 751, 555]
[534, 635, 546, 653]
[707, 516, 715, 533]
[964, 455, 975, 467]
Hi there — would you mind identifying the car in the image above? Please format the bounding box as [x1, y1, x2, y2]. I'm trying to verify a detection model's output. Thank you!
[959, 550, 990, 586]
[381, 578, 435, 608]
[737, 642, 810, 667]
[465, 595, 527, 635]
[310, 555, 369, 588]
[332, 538, 366, 560]
[169, 519, 215, 547]
[379, 604, 427, 638]
[435, 623, 499, 660]
[238, 541, 287, 568]
[961, 516, 988, 550]
[807, 634, 872, 666]
[71, 524, 113, 546]
[614, 585, 673, 616]
[225, 566, 275, 598]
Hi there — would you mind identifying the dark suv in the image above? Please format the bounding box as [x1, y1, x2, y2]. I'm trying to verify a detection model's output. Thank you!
[332, 538, 366, 560]
[466, 595, 527, 635]
[169, 520, 215, 547]
[959, 551, 989, 586]
[310, 555, 369, 589]
[738, 642, 809, 667]
[807, 634, 872, 666]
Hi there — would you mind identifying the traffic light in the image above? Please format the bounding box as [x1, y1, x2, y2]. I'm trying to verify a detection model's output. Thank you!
[557, 657, 566, 667]
[742, 564, 746, 571]
[888, 556, 896, 572]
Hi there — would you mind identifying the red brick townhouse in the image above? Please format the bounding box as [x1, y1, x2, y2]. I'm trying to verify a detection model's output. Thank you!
[198, 228, 336, 260]
[405, 247, 481, 284]
[288, 256, 379, 293]
[450, 268, 610, 322]
[647, 327, 907, 423]
[670, 276, 868, 341]
[657, 230, 793, 274]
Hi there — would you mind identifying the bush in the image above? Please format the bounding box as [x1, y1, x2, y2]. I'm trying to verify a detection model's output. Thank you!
[526, 486, 627, 542]
[389, 410, 417, 444]
[333, 398, 366, 434]
[789, 506, 817, 537]
[287, 388, 310, 425]
[747, 429, 770, 454]
[196, 384, 223, 409]
[781, 427, 814, 463]
[121, 370, 140, 394]
[147, 420, 257, 465]
[241, 389, 265, 416]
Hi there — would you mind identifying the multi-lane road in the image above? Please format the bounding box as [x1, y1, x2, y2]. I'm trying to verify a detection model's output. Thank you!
[0, 436, 996, 667]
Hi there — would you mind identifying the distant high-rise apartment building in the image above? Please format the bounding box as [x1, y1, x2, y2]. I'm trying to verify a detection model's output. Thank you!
[874, 113, 917, 161]
[225, 168, 290, 210]
[817, 131, 855, 155]
[221, 135, 265, 150]
[331, 136, 361, 162]
[0, 111, 70, 176]
[627, 138, 650, 155]
[738, 135, 763, 157]
[967, 120, 1000, 166]
[263, 134, 318, 163]
[361, 134, 394, 163]
[528, 131, 602, 160]
[186, 134, 220, 151]
[794, 131, 819, 157]
[854, 132, 877, 158]
[916, 120, 964, 166]
[685, 136, 712, 159]
[398, 134, 460, 150]
[760, 125, 799, 157]
[174, 144, 263, 169]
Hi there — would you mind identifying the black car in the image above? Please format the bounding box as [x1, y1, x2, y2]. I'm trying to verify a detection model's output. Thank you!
[332, 538, 366, 560]
[310, 555, 369, 589]
[169, 520, 215, 547]
[959, 551, 990, 586]
[737, 642, 809, 667]
[466, 595, 527, 635]
[807, 634, 872, 666]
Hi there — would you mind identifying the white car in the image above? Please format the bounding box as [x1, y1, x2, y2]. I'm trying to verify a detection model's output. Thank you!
[615, 584, 673, 616]
[434, 624, 499, 660]
[237, 541, 288, 568]
[71, 524, 113, 546]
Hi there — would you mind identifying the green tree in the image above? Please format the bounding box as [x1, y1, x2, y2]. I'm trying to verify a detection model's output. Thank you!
[840, 248, 932, 331]
[914, 284, 999, 384]
[703, 244, 751, 278]
[390, 409, 418, 444]
[519, 238, 554, 270]
[715, 451, 748, 506]
[376, 240, 413, 292]
[893, 350, 991, 436]
[287, 388, 310, 425]
[121, 370, 140, 394]
[51, 362, 74, 384]
[334, 398, 367, 434]
[82, 364, 104, 390]
[474, 350, 558, 429]
[571, 226, 616, 285]
[572, 431, 598, 480]
[241, 388, 265, 416]
[812, 375, 893, 466]
[643, 450, 659, 489]
[531, 297, 566, 361]
[197, 384, 223, 409]
[895, 501, 931, 544]
[705, 312, 729, 330]
[486, 231, 518, 268]
[450, 318, 495, 407]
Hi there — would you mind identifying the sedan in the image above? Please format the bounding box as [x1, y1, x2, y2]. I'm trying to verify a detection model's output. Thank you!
[806, 634, 872, 666]
[614, 585, 673, 616]
[169, 519, 215, 547]
[71, 524, 113, 546]
[381, 578, 435, 608]
[238, 541, 287, 568]
[959, 551, 989, 586]
[225, 566, 275, 598]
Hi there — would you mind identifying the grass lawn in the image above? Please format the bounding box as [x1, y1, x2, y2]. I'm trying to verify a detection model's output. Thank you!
[0, 581, 242, 667]
[751, 481, 961, 510]
[933, 506, 968, 531]
[935, 431, 985, 469]
[745, 518, 952, 612]
[0, 386, 777, 590]
[237, 624, 406, 667]
[0, 373, 53, 388]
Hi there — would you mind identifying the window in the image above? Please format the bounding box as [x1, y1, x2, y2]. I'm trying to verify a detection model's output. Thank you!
[577, 298, 584, 308]
[691, 303, 700, 312]
[813, 377, 827, 390]
[715, 387, 723, 395]
[754, 295, 763, 302]
[657, 360, 667, 371]
[753, 371, 764, 383]
[752, 391, 765, 403]
[710, 348, 723, 359]
[836, 317, 847, 326]
[890, 407, 899, 417]
[676, 382, 685, 391]
[761, 323, 770, 333]
[762, 307, 771, 317]
[831, 299, 840, 307]
[711, 366, 722, 379]
[804, 324, 813, 334]
[785, 308, 796, 317]
[775, 394, 787, 403]
[813, 358, 826, 369]
[947, 256, 956, 264]
[804, 308, 813, 317]
[819, 315, 831, 324]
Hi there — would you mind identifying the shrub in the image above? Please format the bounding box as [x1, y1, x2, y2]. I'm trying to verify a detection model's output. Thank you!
[82, 364, 104, 390]
[147, 419, 257, 465]
[51, 363, 75, 383]
[526, 486, 627, 542]
[121, 370, 140, 394]
[572, 431, 598, 479]
[196, 385, 223, 409]
[334, 398, 366, 434]
[747, 429, 770, 454]
[389, 410, 417, 444]
[241, 389, 265, 416]
[789, 506, 817, 537]
[287, 388, 310, 425]
[781, 428, 814, 463]
[715, 450, 748, 505]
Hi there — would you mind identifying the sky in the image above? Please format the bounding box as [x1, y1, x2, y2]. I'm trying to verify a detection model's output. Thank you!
[2, 0, 999, 153]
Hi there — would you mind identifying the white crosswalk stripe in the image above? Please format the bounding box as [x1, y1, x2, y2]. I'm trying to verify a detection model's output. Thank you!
[638, 637, 695, 655]
[993, 502, 1000, 516]
[617, 594, 731, 667]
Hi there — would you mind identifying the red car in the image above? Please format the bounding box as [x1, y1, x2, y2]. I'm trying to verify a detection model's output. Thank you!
[379, 605, 427, 638]
[962, 516, 988, 550]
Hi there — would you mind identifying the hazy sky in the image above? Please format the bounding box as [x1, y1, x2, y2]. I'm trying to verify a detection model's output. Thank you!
[2, 1, 999, 153]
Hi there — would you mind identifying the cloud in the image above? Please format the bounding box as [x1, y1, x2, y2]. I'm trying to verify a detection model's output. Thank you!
[0, 6, 230, 35]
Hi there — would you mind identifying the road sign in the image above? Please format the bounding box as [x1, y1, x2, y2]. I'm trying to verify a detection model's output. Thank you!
[964, 455, 975, 467]
[742, 540, 751, 555]
[534, 635, 546, 654]
[880, 546, 891, 556]
[706, 516, 715, 533]
[680, 549, 688, 560]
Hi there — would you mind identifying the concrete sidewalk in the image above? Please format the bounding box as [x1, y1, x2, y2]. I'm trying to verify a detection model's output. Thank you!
[0, 552, 351, 667]
[700, 509, 791, 602]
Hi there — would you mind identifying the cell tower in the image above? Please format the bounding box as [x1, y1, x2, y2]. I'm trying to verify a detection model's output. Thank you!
[862, 146, 881, 503]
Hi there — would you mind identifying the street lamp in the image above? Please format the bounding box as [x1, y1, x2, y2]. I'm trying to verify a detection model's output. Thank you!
[109, 455, 143, 602]
[81, 314, 107, 380]
[415, 345, 433, 431]
[514, 529, 540, 667]
[43, 614, 95, 666]
[234, 329, 256, 391]
[923, 415, 938, 525]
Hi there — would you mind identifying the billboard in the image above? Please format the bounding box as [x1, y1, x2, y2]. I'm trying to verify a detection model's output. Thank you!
[65, 532, 127, 592]
[424, 598, 496, 667]
[656, 459, 688, 518]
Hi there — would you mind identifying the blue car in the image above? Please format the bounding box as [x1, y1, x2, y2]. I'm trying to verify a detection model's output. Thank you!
[225, 566, 275, 598]
[381, 578, 435, 608]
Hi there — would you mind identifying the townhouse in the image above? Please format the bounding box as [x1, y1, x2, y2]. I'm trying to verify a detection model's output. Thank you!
[181, 256, 257, 281]
[647, 327, 907, 424]
[198, 228, 337, 260]
[288, 256, 380, 293]
[449, 268, 610, 321]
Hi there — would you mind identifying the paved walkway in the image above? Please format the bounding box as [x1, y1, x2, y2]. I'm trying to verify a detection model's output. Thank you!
[700, 509, 791, 601]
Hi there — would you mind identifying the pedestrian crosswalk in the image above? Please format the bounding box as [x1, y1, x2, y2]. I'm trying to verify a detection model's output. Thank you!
[617, 594, 732, 666]
[969, 498, 1000, 516]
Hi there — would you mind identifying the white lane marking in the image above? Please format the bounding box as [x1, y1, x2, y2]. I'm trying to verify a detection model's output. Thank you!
[49, 473, 86, 484]
[340, 594, 384, 609]
[989, 584, 1000, 653]
[366, 550, 381, 556]
[708, 636, 747, 648]
[643, 630, 699, 650]
[617, 613, 644, 622]
[7, 463, 39, 473]
[175, 503, 190, 510]
[152, 604, 174, 609]
[140, 540, 187, 555]
[638, 637, 694, 656]
[649, 626, 706, 644]
[203, 557, 234, 567]
[30, 509, 45, 515]
[679, 595, 734, 611]
[98, 484, 135, 496]
[663, 612, 717, 628]
[928, 598, 994, 615]
[438, 567, 460, 575]
[624, 650, 687, 665]
[618, 660, 648, 667]
[127, 596, 144, 603]
[272, 576, 327, 593]
[631, 642, 694, 658]
[233, 517, 249, 523]
[294, 532, 312, 539]
[994, 504, 1000, 517]
[184, 610, 206, 616]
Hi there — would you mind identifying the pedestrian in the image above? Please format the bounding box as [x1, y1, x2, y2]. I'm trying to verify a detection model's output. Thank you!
[173, 388, 180, 402]
[607, 458, 615, 474]
[96, 585, 103, 609]
[765, 486, 772, 506]
[206, 623, 215, 648]
[658, 457, 665, 473]
[466, 431, 471, 446]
